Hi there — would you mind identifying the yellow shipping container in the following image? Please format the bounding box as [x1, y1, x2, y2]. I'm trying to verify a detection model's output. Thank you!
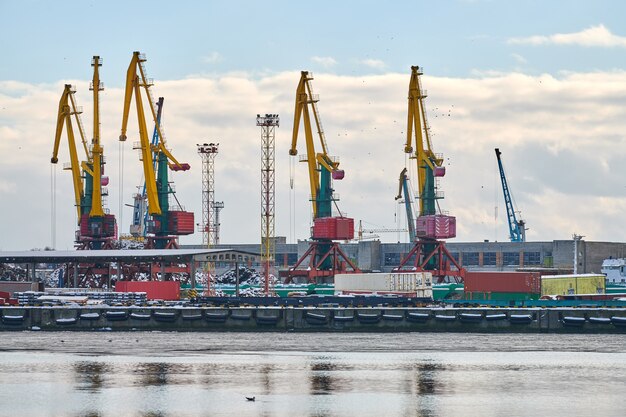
[541, 274, 605, 296]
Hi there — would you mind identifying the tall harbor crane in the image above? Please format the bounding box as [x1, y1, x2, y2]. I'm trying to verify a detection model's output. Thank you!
[395, 66, 463, 282]
[120, 51, 194, 249]
[284, 71, 359, 283]
[51, 56, 116, 249]
[495, 148, 526, 242]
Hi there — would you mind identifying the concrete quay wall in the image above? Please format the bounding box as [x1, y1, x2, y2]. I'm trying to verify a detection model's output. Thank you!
[1, 307, 625, 333]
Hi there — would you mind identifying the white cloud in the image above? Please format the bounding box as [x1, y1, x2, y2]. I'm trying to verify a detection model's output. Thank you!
[360, 59, 386, 70]
[508, 24, 626, 47]
[1, 70, 626, 250]
[510, 53, 527, 64]
[202, 52, 223, 63]
[310, 56, 337, 68]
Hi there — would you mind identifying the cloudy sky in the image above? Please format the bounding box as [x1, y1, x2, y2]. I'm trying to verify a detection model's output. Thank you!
[1, 0, 626, 250]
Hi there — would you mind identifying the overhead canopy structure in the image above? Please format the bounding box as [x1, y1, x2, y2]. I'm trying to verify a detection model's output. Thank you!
[0, 249, 260, 265]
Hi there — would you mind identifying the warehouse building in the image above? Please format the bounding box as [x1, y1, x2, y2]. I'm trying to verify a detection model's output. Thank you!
[186, 238, 626, 275]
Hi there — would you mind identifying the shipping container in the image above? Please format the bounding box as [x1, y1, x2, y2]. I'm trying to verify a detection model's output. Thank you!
[79, 214, 116, 238]
[168, 211, 195, 235]
[464, 271, 541, 294]
[541, 274, 605, 296]
[335, 272, 432, 293]
[0, 281, 39, 296]
[415, 215, 456, 239]
[312, 217, 354, 240]
[115, 281, 180, 300]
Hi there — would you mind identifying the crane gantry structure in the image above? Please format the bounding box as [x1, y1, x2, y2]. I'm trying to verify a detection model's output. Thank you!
[395, 66, 464, 283]
[284, 71, 359, 283]
[52, 56, 116, 249]
[120, 51, 194, 249]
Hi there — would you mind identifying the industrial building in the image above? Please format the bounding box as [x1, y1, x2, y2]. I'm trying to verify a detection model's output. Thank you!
[185, 238, 626, 278]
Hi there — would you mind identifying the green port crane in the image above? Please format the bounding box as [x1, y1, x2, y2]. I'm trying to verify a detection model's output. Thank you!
[120, 51, 194, 249]
[51, 56, 116, 249]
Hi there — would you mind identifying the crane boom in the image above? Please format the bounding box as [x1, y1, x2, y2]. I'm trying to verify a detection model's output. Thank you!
[52, 84, 85, 223]
[495, 148, 526, 242]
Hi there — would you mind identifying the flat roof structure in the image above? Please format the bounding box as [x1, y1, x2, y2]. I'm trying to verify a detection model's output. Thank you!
[0, 248, 260, 264]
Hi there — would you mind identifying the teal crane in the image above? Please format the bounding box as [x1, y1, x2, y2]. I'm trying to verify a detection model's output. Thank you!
[495, 148, 526, 242]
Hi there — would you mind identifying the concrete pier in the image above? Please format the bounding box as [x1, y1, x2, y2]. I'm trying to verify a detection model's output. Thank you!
[1, 306, 625, 333]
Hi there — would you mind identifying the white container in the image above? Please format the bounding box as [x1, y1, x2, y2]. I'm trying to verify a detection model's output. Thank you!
[335, 272, 432, 292]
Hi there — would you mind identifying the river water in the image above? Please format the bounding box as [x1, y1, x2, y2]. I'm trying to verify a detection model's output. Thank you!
[0, 332, 624, 417]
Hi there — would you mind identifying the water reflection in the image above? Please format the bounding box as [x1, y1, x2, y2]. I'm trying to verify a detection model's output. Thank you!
[309, 361, 337, 395]
[260, 364, 274, 395]
[413, 362, 445, 417]
[73, 362, 110, 393]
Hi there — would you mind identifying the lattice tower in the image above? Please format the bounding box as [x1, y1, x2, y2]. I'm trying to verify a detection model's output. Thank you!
[257, 114, 279, 295]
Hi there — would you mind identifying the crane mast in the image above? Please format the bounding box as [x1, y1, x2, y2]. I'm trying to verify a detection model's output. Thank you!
[120, 51, 193, 249]
[495, 148, 526, 242]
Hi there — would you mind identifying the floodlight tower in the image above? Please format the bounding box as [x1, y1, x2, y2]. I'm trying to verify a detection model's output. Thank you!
[197, 142, 220, 246]
[257, 113, 279, 295]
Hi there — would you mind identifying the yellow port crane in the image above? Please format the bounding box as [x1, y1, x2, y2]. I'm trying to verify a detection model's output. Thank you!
[119, 51, 189, 217]
[285, 71, 358, 283]
[395, 66, 462, 282]
[51, 56, 115, 249]
[119, 51, 193, 249]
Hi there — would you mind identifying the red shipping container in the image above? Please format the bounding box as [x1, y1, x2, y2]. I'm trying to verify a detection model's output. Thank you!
[312, 217, 354, 240]
[464, 271, 541, 294]
[115, 281, 180, 300]
[416, 215, 456, 239]
[168, 211, 195, 235]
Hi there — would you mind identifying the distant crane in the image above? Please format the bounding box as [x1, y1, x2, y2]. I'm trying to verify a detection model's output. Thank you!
[51, 56, 116, 249]
[357, 220, 407, 241]
[495, 148, 526, 242]
[120, 51, 194, 249]
[284, 71, 360, 283]
[395, 168, 416, 242]
[395, 66, 464, 282]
